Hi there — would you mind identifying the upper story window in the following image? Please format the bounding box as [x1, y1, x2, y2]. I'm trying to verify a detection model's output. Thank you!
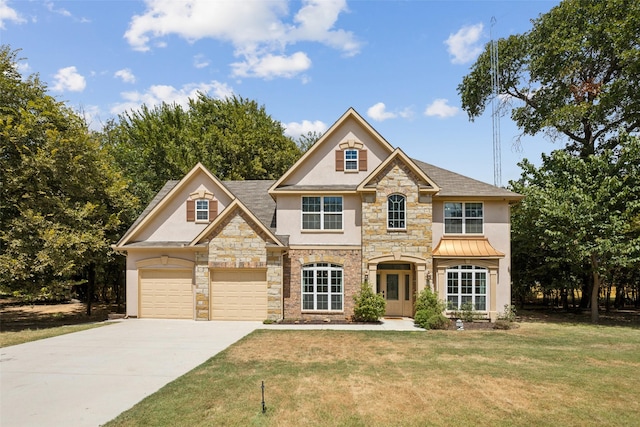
[302, 196, 343, 230]
[444, 202, 483, 234]
[187, 197, 217, 223]
[387, 194, 406, 229]
[195, 200, 209, 221]
[344, 149, 358, 170]
[335, 149, 367, 171]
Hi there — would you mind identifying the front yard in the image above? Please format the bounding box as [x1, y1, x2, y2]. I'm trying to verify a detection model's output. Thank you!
[106, 322, 640, 427]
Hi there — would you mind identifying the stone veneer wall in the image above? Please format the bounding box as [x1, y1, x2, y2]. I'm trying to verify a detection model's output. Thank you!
[284, 248, 361, 321]
[193, 207, 283, 320]
[361, 160, 433, 288]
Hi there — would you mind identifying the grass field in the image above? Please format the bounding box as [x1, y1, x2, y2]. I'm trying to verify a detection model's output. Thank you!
[0, 323, 108, 347]
[106, 322, 640, 427]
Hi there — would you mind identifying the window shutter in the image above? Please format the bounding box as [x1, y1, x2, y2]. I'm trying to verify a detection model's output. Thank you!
[209, 200, 218, 221]
[359, 149, 368, 171]
[186, 199, 195, 222]
[335, 150, 344, 171]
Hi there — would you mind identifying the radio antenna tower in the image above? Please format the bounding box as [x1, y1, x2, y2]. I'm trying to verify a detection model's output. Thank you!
[490, 16, 502, 187]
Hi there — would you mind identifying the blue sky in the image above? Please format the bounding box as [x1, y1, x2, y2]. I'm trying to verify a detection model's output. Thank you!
[1, 0, 561, 185]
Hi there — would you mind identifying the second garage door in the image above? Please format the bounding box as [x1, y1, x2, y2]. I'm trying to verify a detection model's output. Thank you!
[210, 269, 267, 320]
[139, 269, 193, 319]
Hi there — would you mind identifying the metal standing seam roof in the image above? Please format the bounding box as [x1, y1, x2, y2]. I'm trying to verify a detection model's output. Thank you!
[432, 238, 505, 258]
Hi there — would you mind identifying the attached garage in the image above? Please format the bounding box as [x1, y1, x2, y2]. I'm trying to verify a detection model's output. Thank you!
[210, 269, 268, 320]
[139, 269, 194, 319]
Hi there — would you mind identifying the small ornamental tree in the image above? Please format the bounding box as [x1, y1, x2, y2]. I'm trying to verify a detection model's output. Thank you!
[414, 287, 450, 330]
[352, 283, 386, 322]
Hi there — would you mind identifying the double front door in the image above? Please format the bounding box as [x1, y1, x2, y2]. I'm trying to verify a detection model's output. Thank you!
[377, 267, 414, 317]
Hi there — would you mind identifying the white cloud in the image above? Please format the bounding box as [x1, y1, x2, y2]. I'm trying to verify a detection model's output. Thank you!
[52, 66, 86, 92]
[0, 0, 26, 28]
[110, 80, 234, 116]
[193, 54, 209, 69]
[114, 68, 136, 83]
[232, 51, 311, 79]
[124, 0, 359, 79]
[45, 1, 71, 17]
[445, 23, 484, 64]
[284, 119, 327, 139]
[424, 99, 458, 119]
[366, 102, 413, 122]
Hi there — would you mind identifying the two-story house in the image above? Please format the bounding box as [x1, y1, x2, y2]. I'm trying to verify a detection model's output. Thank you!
[114, 108, 522, 322]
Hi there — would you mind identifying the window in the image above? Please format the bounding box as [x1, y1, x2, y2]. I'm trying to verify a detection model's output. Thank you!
[302, 196, 343, 230]
[446, 265, 487, 310]
[195, 199, 209, 221]
[345, 149, 358, 170]
[444, 202, 483, 234]
[302, 263, 343, 311]
[388, 194, 406, 229]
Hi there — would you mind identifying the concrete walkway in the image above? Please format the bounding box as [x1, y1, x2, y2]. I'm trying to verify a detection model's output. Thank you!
[0, 317, 419, 427]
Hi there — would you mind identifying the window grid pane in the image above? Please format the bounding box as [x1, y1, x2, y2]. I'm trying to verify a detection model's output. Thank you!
[388, 195, 406, 229]
[445, 266, 488, 310]
[196, 200, 208, 221]
[301, 263, 344, 311]
[302, 196, 342, 230]
[445, 202, 483, 234]
[345, 149, 358, 170]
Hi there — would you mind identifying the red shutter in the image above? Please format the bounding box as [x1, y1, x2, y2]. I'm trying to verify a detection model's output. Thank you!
[186, 199, 195, 221]
[335, 150, 344, 171]
[209, 200, 218, 221]
[359, 149, 368, 171]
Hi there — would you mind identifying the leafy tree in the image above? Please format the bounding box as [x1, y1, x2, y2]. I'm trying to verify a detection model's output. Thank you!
[296, 130, 323, 153]
[459, 0, 640, 157]
[510, 133, 640, 322]
[0, 45, 137, 311]
[104, 94, 302, 206]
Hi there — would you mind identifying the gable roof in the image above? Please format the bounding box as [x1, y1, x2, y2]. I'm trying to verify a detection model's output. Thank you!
[114, 163, 235, 248]
[357, 148, 440, 194]
[190, 198, 284, 247]
[268, 107, 395, 195]
[222, 180, 277, 231]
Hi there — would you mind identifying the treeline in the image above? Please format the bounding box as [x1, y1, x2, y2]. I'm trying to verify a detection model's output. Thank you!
[0, 45, 304, 313]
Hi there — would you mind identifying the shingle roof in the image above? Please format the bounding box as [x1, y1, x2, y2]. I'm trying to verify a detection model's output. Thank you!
[222, 180, 278, 231]
[116, 180, 180, 246]
[413, 159, 521, 199]
[117, 158, 520, 249]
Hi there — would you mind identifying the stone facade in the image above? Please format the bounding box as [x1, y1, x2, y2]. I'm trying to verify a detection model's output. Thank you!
[191, 207, 284, 321]
[361, 160, 433, 292]
[284, 248, 362, 321]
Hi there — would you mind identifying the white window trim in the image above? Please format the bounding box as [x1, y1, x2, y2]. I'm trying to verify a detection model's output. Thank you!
[444, 201, 484, 234]
[301, 263, 344, 312]
[195, 199, 209, 222]
[301, 196, 344, 231]
[344, 149, 358, 171]
[387, 194, 406, 230]
[445, 265, 488, 311]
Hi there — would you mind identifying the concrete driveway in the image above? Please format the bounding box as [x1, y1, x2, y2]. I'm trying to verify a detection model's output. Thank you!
[0, 319, 261, 427]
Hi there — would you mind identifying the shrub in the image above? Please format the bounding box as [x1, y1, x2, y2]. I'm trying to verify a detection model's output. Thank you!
[352, 283, 386, 322]
[497, 304, 517, 322]
[414, 287, 449, 330]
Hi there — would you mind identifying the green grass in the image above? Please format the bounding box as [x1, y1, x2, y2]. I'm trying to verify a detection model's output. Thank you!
[0, 323, 108, 347]
[106, 322, 640, 427]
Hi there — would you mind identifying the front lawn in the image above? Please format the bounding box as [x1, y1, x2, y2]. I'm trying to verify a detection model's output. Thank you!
[106, 323, 640, 427]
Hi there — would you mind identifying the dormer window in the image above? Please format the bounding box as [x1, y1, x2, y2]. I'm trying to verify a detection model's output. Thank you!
[345, 149, 358, 170]
[196, 200, 209, 221]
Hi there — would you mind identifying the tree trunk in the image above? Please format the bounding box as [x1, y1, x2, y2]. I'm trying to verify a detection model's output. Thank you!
[590, 254, 600, 324]
[86, 263, 95, 317]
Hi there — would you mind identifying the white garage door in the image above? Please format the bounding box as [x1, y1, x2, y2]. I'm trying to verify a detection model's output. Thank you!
[210, 270, 267, 320]
[139, 269, 193, 319]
